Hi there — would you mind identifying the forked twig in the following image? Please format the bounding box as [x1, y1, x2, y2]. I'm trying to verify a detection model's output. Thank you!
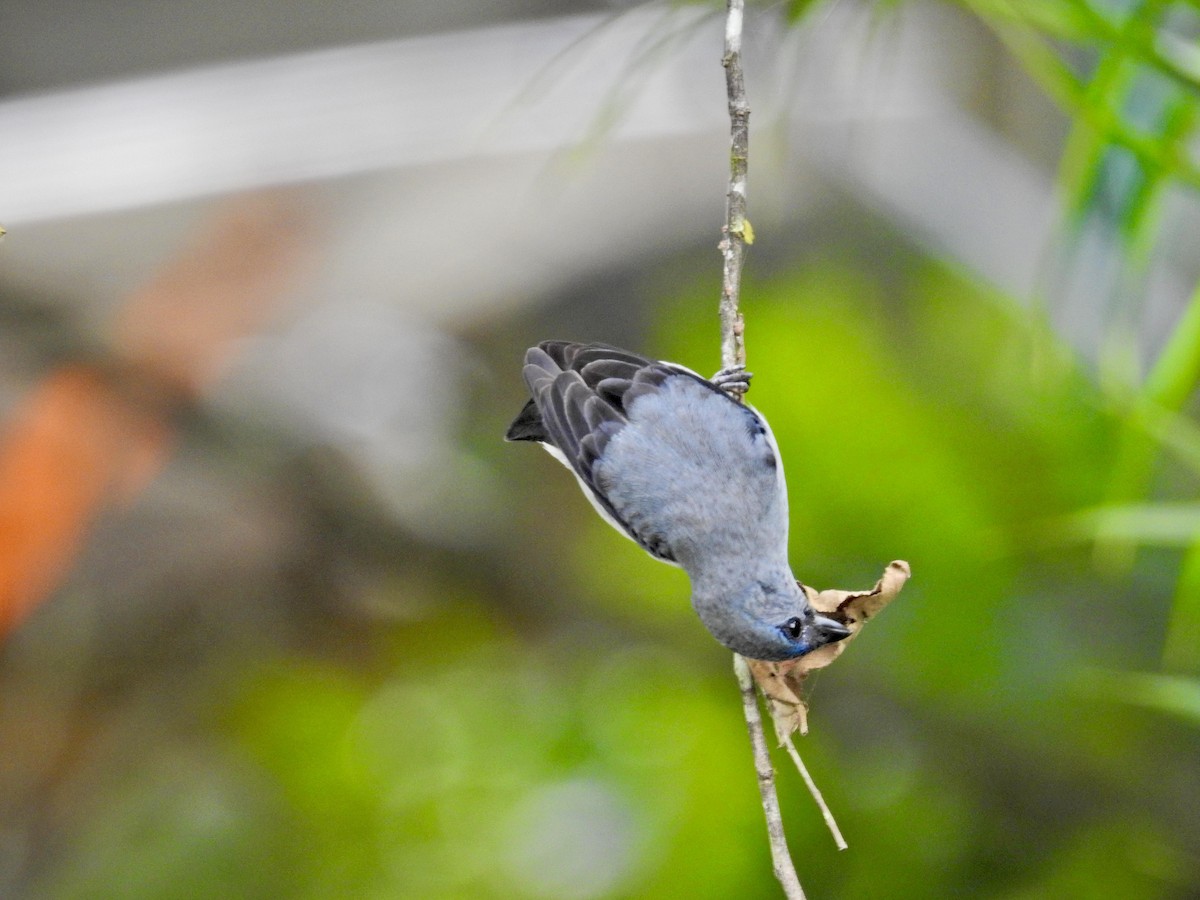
[735, 655, 806, 899]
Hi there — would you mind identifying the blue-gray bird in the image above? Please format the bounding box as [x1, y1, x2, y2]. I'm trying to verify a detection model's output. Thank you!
[505, 340, 850, 661]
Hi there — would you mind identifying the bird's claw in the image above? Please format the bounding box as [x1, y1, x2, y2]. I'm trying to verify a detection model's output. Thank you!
[712, 364, 752, 398]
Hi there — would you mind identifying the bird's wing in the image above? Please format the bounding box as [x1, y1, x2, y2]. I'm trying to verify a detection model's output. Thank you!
[515, 343, 666, 558]
[505, 341, 650, 443]
[509, 341, 781, 565]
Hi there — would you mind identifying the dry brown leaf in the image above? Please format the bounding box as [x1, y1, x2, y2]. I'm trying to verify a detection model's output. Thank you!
[749, 560, 910, 741]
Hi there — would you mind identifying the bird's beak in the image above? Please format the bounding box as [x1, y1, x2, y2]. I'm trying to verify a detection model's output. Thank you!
[812, 614, 851, 645]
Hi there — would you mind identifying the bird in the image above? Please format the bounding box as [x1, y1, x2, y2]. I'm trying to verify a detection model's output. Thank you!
[505, 340, 850, 661]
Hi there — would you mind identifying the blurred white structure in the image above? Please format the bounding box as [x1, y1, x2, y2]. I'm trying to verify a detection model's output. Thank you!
[0, 3, 1081, 319]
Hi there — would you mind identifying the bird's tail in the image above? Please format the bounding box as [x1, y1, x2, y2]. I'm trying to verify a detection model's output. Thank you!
[504, 399, 546, 442]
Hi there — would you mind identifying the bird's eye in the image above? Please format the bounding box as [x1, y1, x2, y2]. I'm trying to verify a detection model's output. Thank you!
[782, 617, 803, 639]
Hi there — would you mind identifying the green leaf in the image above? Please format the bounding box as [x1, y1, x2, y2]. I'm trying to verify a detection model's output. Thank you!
[1125, 89, 1199, 262]
[1082, 668, 1200, 726]
[1058, 37, 1138, 230]
[957, 0, 1098, 42]
[977, 9, 1200, 192]
[1064, 502, 1200, 544]
[1165, 544, 1200, 672]
[1144, 279, 1200, 410]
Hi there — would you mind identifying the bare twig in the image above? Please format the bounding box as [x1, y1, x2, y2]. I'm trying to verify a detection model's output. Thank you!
[783, 734, 848, 851]
[718, 2, 804, 896]
[735, 655, 806, 899]
[719, 0, 750, 373]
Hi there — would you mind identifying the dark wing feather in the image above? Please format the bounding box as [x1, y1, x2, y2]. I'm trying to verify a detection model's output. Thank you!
[542, 341, 650, 373]
[506, 340, 708, 562]
[594, 377, 634, 412]
[505, 399, 546, 442]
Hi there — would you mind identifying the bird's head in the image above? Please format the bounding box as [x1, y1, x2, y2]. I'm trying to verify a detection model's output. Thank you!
[692, 573, 850, 662]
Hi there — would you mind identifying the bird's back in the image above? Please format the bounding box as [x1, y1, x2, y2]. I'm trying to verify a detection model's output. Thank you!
[507, 341, 789, 574]
[595, 372, 789, 573]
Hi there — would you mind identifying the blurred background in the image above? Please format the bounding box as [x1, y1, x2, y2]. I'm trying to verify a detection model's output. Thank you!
[2, 0, 1200, 897]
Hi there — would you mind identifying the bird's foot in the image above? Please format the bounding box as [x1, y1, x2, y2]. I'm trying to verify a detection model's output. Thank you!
[712, 365, 752, 399]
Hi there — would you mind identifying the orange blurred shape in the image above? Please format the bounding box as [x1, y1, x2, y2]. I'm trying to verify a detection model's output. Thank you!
[0, 194, 311, 638]
[0, 367, 170, 634]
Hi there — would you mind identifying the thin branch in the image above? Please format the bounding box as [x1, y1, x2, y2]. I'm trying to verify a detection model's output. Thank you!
[782, 734, 848, 851]
[735, 655, 806, 900]
[719, 3, 803, 896]
[720, 0, 750, 373]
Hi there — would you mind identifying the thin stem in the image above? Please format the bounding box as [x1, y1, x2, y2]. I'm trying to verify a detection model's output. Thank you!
[720, 3, 802, 896]
[720, 0, 750, 373]
[782, 734, 848, 851]
[735, 655, 806, 899]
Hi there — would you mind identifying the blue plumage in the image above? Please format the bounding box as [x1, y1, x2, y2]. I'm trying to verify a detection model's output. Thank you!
[507, 341, 849, 661]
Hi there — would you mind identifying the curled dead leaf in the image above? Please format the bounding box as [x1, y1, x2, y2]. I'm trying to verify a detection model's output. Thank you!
[749, 560, 910, 740]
